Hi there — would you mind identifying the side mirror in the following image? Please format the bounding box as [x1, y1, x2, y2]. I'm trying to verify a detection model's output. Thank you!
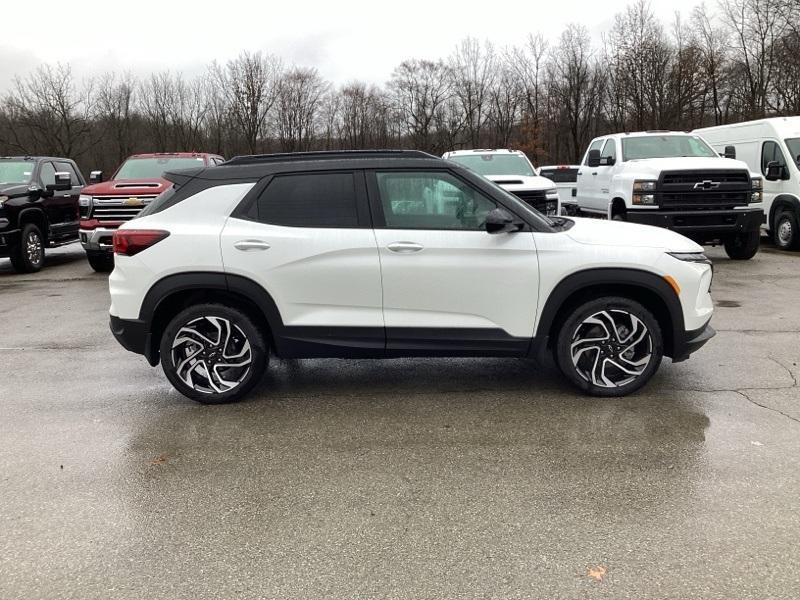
[485, 207, 522, 234]
[723, 145, 736, 160]
[89, 170, 103, 184]
[586, 149, 601, 168]
[27, 185, 43, 200]
[46, 171, 72, 192]
[765, 161, 784, 181]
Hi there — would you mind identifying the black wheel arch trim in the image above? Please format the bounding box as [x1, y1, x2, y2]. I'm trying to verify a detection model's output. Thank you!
[769, 194, 800, 229]
[532, 268, 686, 359]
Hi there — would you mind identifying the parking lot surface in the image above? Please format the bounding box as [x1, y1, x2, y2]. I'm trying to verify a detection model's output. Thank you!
[1, 242, 799, 599]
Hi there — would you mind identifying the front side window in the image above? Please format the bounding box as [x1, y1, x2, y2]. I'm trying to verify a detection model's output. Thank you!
[376, 171, 497, 230]
[39, 162, 56, 187]
[114, 156, 206, 179]
[761, 141, 788, 175]
[785, 139, 800, 167]
[256, 172, 358, 228]
[55, 161, 80, 185]
[583, 139, 604, 165]
[446, 154, 535, 177]
[601, 139, 617, 164]
[621, 135, 718, 160]
[0, 161, 34, 185]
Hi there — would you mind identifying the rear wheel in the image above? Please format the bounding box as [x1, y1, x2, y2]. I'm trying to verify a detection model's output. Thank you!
[159, 303, 267, 404]
[555, 297, 663, 397]
[773, 209, 800, 250]
[86, 251, 114, 273]
[724, 229, 760, 260]
[9, 223, 45, 273]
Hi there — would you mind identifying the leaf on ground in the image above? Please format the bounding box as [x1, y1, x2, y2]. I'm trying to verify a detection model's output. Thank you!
[150, 453, 169, 466]
[587, 565, 607, 582]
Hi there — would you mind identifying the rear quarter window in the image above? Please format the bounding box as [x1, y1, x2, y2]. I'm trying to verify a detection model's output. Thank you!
[255, 172, 359, 228]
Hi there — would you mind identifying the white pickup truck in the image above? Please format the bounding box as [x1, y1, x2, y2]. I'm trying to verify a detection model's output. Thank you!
[574, 131, 764, 259]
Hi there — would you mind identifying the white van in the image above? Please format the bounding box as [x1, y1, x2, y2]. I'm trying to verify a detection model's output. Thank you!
[695, 117, 800, 249]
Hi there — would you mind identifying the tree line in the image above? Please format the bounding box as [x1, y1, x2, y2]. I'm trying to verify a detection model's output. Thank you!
[0, 0, 797, 175]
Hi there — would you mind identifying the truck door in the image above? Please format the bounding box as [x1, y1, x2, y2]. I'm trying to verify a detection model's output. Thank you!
[761, 140, 791, 229]
[576, 138, 604, 212]
[593, 139, 618, 215]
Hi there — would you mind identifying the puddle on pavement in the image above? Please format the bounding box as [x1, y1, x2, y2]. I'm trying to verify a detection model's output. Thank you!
[715, 300, 741, 308]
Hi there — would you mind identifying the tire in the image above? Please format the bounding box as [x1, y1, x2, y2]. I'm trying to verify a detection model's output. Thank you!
[555, 296, 663, 397]
[9, 223, 45, 273]
[87, 252, 115, 273]
[612, 212, 626, 221]
[159, 303, 268, 404]
[724, 229, 760, 260]
[772, 209, 800, 250]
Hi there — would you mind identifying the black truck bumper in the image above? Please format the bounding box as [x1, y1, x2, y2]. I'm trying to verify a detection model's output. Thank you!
[626, 208, 763, 241]
[0, 227, 21, 257]
[110, 315, 158, 366]
[672, 322, 716, 363]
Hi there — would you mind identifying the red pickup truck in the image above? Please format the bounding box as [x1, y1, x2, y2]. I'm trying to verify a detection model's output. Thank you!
[79, 152, 224, 271]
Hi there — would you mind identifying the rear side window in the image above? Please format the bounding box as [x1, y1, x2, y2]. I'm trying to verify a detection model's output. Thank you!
[256, 172, 358, 228]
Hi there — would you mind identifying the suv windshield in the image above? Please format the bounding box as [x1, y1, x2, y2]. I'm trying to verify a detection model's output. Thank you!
[0, 161, 34, 185]
[114, 156, 205, 180]
[785, 139, 800, 166]
[448, 154, 535, 177]
[621, 135, 718, 161]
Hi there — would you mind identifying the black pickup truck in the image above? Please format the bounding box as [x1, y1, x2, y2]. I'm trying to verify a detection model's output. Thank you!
[0, 156, 84, 272]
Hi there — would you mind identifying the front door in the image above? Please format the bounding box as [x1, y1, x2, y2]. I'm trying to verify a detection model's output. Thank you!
[368, 169, 539, 355]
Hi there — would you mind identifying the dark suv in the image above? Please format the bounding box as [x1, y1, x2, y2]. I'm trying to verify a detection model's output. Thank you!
[0, 157, 84, 272]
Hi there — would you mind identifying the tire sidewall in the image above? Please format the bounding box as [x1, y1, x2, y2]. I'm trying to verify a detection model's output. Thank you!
[724, 230, 760, 260]
[774, 210, 799, 250]
[555, 297, 664, 397]
[11, 223, 45, 273]
[159, 304, 268, 404]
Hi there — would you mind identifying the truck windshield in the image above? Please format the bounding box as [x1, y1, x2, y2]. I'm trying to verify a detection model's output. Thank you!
[114, 156, 205, 179]
[621, 135, 718, 161]
[0, 161, 34, 185]
[447, 154, 535, 177]
[785, 139, 800, 166]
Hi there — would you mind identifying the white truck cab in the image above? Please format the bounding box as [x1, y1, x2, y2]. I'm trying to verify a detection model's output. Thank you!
[574, 131, 764, 260]
[443, 149, 560, 216]
[695, 117, 800, 250]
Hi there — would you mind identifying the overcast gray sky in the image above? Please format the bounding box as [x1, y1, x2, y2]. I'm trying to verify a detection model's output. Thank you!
[0, 0, 709, 89]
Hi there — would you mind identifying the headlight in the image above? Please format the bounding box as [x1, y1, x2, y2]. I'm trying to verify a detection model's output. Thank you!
[751, 191, 763, 203]
[0, 195, 8, 206]
[633, 180, 657, 192]
[79, 194, 93, 207]
[545, 188, 558, 198]
[751, 177, 762, 190]
[667, 251, 711, 264]
[632, 194, 656, 205]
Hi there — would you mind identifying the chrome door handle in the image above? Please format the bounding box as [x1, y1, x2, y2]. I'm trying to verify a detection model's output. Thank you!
[234, 239, 271, 251]
[591, 172, 598, 176]
[387, 241, 424, 253]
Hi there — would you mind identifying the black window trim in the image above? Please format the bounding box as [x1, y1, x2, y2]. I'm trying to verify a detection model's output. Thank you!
[761, 139, 788, 177]
[230, 168, 372, 229]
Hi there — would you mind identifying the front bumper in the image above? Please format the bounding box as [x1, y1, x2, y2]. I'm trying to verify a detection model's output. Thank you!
[672, 322, 716, 363]
[0, 227, 20, 257]
[110, 315, 157, 365]
[626, 208, 763, 239]
[80, 227, 117, 253]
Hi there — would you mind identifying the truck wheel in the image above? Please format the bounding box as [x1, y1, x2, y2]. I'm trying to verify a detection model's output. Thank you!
[555, 296, 663, 397]
[159, 303, 268, 404]
[724, 230, 760, 260]
[87, 252, 115, 273]
[9, 223, 45, 273]
[773, 210, 800, 250]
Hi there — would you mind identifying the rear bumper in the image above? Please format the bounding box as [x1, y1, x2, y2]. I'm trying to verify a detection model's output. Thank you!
[110, 314, 157, 365]
[672, 322, 716, 363]
[80, 227, 117, 253]
[626, 208, 763, 239]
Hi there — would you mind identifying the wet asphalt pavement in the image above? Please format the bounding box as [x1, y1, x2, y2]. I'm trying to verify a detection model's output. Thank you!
[1, 242, 799, 599]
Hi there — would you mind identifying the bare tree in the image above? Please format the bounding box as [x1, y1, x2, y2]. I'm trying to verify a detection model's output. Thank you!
[274, 67, 329, 152]
[448, 37, 496, 147]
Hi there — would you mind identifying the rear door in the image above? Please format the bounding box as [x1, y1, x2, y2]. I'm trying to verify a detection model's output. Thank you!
[368, 169, 539, 354]
[220, 169, 385, 353]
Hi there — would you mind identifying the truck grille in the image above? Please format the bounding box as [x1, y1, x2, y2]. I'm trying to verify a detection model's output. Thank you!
[89, 195, 157, 223]
[510, 190, 558, 215]
[658, 170, 751, 210]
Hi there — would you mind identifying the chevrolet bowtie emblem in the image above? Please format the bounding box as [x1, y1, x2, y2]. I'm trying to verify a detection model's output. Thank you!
[124, 197, 142, 206]
[693, 180, 720, 190]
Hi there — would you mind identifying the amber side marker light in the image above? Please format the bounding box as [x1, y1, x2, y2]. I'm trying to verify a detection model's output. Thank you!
[663, 275, 681, 296]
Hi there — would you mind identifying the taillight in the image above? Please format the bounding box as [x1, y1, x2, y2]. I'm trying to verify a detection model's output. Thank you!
[112, 229, 170, 256]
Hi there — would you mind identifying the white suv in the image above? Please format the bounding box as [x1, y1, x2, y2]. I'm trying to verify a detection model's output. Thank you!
[109, 150, 715, 404]
[443, 149, 561, 216]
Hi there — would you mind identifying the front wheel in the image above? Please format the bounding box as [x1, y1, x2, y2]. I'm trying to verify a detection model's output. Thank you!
[773, 209, 800, 250]
[159, 303, 268, 404]
[555, 297, 663, 397]
[724, 230, 760, 260]
[9, 223, 45, 273]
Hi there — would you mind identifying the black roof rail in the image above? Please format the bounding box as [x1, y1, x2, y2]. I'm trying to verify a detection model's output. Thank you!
[224, 149, 438, 166]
